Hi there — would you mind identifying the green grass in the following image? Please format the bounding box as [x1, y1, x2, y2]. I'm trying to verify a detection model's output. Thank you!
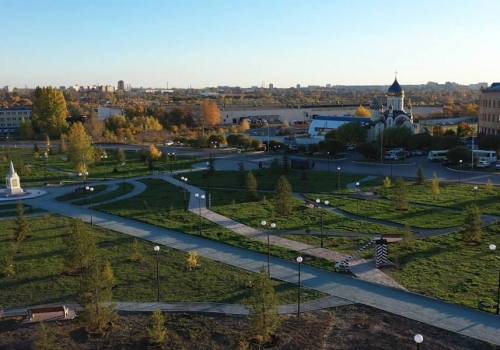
[96, 179, 337, 271]
[55, 185, 107, 202]
[384, 224, 500, 312]
[73, 182, 135, 205]
[0, 215, 326, 308]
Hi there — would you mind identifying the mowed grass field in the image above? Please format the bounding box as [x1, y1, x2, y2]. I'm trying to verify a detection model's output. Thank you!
[0, 215, 326, 308]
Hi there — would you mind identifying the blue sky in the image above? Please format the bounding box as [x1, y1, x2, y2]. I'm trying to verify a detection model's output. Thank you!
[2, 0, 499, 89]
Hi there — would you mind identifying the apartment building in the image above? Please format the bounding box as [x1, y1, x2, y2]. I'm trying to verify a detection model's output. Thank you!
[478, 83, 500, 135]
[0, 107, 32, 134]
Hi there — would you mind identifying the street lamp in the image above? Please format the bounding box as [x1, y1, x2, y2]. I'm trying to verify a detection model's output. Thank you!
[261, 220, 276, 278]
[79, 171, 89, 204]
[356, 182, 360, 213]
[459, 159, 462, 185]
[296, 256, 303, 319]
[489, 244, 500, 315]
[168, 152, 175, 173]
[44, 150, 49, 179]
[337, 167, 341, 191]
[473, 185, 478, 203]
[154, 245, 160, 302]
[194, 193, 205, 235]
[85, 186, 94, 225]
[206, 161, 211, 208]
[181, 176, 188, 211]
[315, 199, 329, 248]
[327, 152, 330, 172]
[121, 162, 126, 192]
[414, 334, 423, 350]
[100, 154, 107, 166]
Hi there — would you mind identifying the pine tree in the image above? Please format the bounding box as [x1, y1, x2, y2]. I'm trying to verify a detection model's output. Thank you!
[64, 219, 98, 273]
[129, 238, 143, 262]
[11, 200, 30, 243]
[273, 175, 293, 216]
[393, 177, 408, 211]
[460, 204, 482, 243]
[244, 269, 280, 343]
[282, 153, 290, 174]
[416, 166, 425, 185]
[245, 172, 258, 201]
[32, 322, 58, 350]
[147, 310, 168, 344]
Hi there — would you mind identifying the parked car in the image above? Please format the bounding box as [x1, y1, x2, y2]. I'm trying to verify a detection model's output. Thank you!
[496, 162, 500, 170]
[383, 153, 399, 161]
[442, 159, 451, 166]
[475, 160, 491, 168]
[164, 141, 174, 146]
[347, 145, 356, 151]
[411, 150, 424, 156]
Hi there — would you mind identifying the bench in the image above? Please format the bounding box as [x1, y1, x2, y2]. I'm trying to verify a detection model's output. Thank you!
[382, 233, 404, 242]
[24, 305, 75, 323]
[304, 199, 319, 209]
[45, 180, 62, 186]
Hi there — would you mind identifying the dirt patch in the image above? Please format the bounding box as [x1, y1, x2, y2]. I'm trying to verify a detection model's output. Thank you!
[0, 304, 498, 349]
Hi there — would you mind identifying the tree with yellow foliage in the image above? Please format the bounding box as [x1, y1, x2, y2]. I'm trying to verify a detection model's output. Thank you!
[355, 105, 371, 117]
[200, 100, 220, 126]
[148, 145, 162, 161]
[239, 119, 250, 132]
[187, 251, 200, 270]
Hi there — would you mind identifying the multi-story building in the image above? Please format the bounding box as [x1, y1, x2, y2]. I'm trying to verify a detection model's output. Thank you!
[117, 80, 125, 90]
[478, 83, 500, 135]
[0, 107, 32, 135]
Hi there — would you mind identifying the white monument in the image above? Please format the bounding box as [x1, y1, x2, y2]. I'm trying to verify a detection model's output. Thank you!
[6, 161, 24, 195]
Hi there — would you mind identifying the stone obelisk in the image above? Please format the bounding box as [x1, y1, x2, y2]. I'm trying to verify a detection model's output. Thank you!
[6, 161, 23, 195]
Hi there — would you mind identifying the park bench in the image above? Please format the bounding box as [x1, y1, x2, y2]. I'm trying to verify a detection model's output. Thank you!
[45, 180, 62, 186]
[304, 199, 319, 209]
[23, 305, 75, 323]
[382, 233, 404, 242]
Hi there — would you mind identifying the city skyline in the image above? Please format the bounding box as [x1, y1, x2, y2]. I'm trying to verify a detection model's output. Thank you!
[2, 0, 499, 89]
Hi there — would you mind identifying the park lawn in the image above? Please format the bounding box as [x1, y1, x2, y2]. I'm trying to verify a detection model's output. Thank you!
[55, 184, 107, 202]
[182, 169, 367, 194]
[72, 182, 135, 205]
[384, 224, 500, 312]
[0, 215, 325, 308]
[96, 179, 336, 271]
[304, 195, 465, 229]
[209, 189, 395, 234]
[280, 234, 373, 255]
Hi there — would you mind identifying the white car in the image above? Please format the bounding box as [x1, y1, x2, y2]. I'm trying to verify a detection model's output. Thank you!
[495, 162, 500, 170]
[347, 145, 355, 151]
[164, 141, 174, 146]
[475, 160, 491, 168]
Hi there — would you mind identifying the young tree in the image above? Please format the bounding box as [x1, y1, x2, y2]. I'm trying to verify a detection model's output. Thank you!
[393, 177, 408, 211]
[117, 147, 126, 163]
[32, 322, 58, 350]
[416, 166, 425, 185]
[79, 259, 117, 333]
[58, 136, 67, 154]
[400, 225, 416, 250]
[245, 172, 258, 201]
[244, 269, 280, 343]
[187, 251, 200, 270]
[274, 175, 293, 216]
[239, 119, 251, 132]
[147, 310, 168, 345]
[129, 238, 143, 262]
[281, 153, 290, 174]
[148, 145, 162, 161]
[20, 118, 35, 140]
[67, 122, 94, 172]
[431, 172, 440, 196]
[200, 100, 220, 126]
[32, 86, 68, 136]
[64, 219, 98, 273]
[485, 179, 494, 194]
[460, 204, 482, 243]
[2, 253, 15, 277]
[11, 200, 30, 243]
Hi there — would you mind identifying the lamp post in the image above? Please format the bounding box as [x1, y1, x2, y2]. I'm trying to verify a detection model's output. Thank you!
[261, 220, 276, 278]
[337, 167, 341, 191]
[168, 152, 175, 173]
[194, 193, 205, 235]
[296, 256, 303, 319]
[459, 159, 462, 185]
[327, 152, 330, 172]
[44, 150, 49, 179]
[86, 186, 94, 225]
[267, 120, 270, 154]
[101, 154, 107, 167]
[79, 171, 89, 204]
[181, 176, 188, 211]
[489, 244, 500, 315]
[315, 199, 329, 248]
[356, 182, 360, 213]
[414, 334, 423, 350]
[473, 185, 478, 203]
[154, 245, 160, 302]
[206, 161, 211, 208]
[121, 162, 126, 192]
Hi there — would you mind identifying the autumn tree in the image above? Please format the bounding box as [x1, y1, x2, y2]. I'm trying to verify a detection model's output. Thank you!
[393, 177, 408, 211]
[460, 204, 482, 243]
[354, 105, 371, 117]
[19, 117, 35, 140]
[187, 251, 200, 270]
[11, 200, 30, 244]
[274, 175, 293, 216]
[66, 122, 94, 172]
[244, 269, 280, 343]
[200, 100, 220, 126]
[84, 114, 105, 142]
[245, 172, 258, 201]
[431, 172, 440, 196]
[239, 119, 251, 132]
[58, 136, 67, 154]
[117, 147, 126, 163]
[32, 322, 58, 350]
[147, 310, 168, 345]
[64, 219, 98, 273]
[148, 145, 162, 161]
[79, 259, 117, 333]
[32, 86, 68, 136]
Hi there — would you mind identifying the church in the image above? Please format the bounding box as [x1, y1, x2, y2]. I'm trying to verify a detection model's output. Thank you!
[366, 77, 416, 141]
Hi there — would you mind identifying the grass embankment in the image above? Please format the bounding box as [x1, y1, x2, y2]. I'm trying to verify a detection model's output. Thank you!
[96, 179, 336, 271]
[0, 215, 325, 308]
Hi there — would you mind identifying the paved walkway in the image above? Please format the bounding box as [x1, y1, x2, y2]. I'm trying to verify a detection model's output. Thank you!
[6, 176, 500, 346]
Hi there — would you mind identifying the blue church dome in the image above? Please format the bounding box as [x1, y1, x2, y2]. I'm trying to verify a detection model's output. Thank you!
[387, 78, 403, 96]
[369, 97, 382, 110]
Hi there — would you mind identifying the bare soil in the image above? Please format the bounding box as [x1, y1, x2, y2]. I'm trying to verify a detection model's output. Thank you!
[0, 304, 498, 350]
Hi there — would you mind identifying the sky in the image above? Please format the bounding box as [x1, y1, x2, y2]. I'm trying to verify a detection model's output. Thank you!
[2, 0, 500, 89]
